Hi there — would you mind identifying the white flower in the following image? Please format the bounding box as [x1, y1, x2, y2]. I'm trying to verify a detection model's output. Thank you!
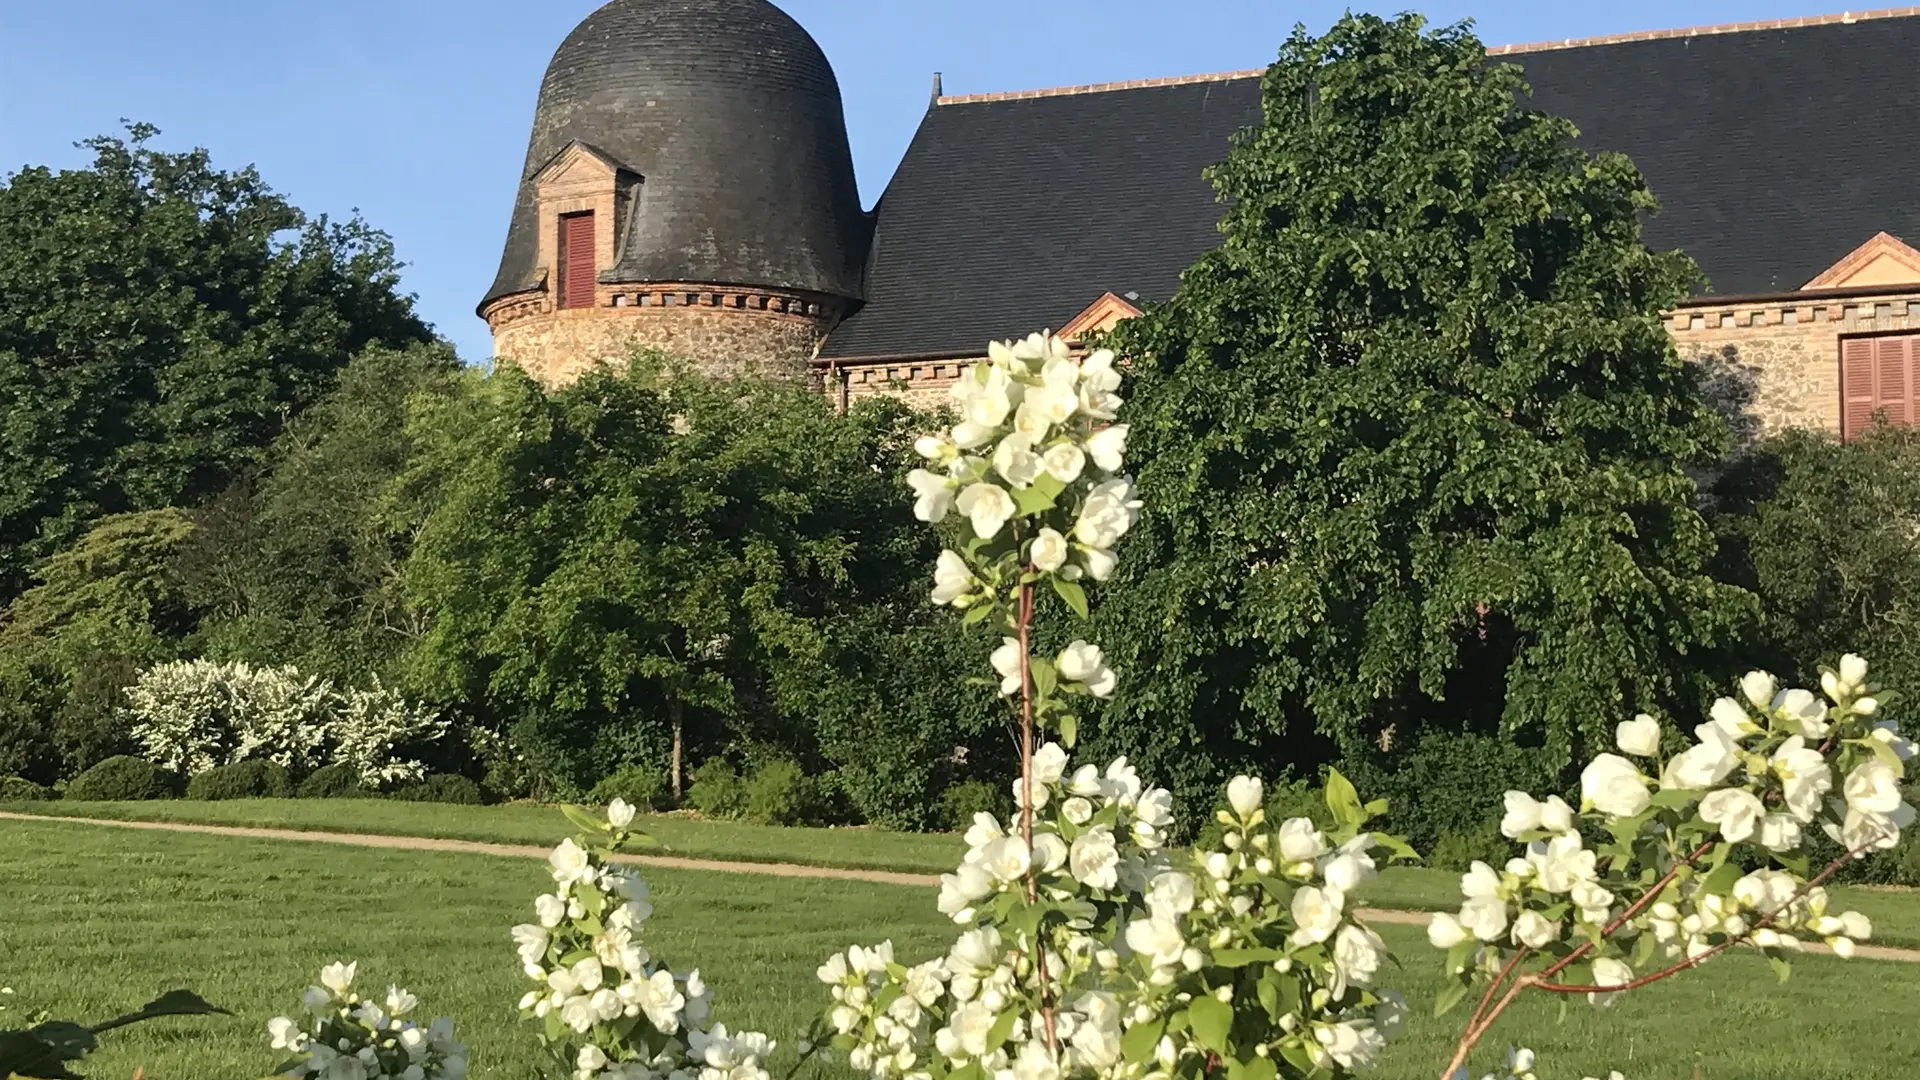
[535, 893, 567, 928]
[1662, 725, 1739, 790]
[1080, 546, 1117, 582]
[1290, 885, 1344, 944]
[607, 799, 636, 829]
[931, 550, 978, 607]
[953, 362, 1016, 428]
[1084, 425, 1129, 473]
[1069, 828, 1120, 890]
[1871, 721, 1918, 761]
[1827, 802, 1914, 853]
[990, 637, 1024, 695]
[1032, 742, 1068, 787]
[1500, 792, 1543, 839]
[320, 961, 357, 995]
[1074, 479, 1138, 550]
[1708, 697, 1761, 740]
[907, 469, 954, 523]
[1771, 736, 1831, 822]
[1741, 670, 1778, 709]
[1314, 1021, 1384, 1070]
[301, 985, 330, 1012]
[1840, 653, 1870, 690]
[1145, 872, 1195, 919]
[1757, 813, 1803, 853]
[1227, 775, 1263, 819]
[1321, 837, 1376, 894]
[937, 863, 994, 918]
[1461, 860, 1501, 899]
[1056, 641, 1117, 698]
[1078, 350, 1124, 417]
[1124, 915, 1187, 969]
[1617, 714, 1661, 757]
[1511, 910, 1559, 949]
[1699, 788, 1765, 843]
[956, 483, 1016, 539]
[1773, 688, 1829, 738]
[1277, 818, 1327, 862]
[268, 1016, 306, 1052]
[578, 1045, 609, 1073]
[993, 433, 1045, 488]
[1331, 924, 1385, 990]
[1042, 442, 1086, 484]
[1589, 958, 1632, 1007]
[1428, 911, 1470, 949]
[1529, 834, 1596, 894]
[1061, 796, 1093, 824]
[1845, 759, 1903, 816]
[549, 838, 592, 885]
[1582, 754, 1650, 817]
[1030, 528, 1070, 573]
[1459, 896, 1509, 942]
[978, 836, 1030, 884]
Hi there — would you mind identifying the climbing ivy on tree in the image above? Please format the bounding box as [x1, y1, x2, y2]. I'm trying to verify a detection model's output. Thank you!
[1098, 14, 1755, 804]
[0, 123, 430, 600]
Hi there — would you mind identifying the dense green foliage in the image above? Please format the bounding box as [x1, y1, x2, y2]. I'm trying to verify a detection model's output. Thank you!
[393, 773, 486, 805]
[296, 762, 375, 799]
[1710, 424, 1920, 693]
[1097, 13, 1754, 819]
[0, 125, 430, 600]
[64, 755, 171, 801]
[0, 775, 52, 801]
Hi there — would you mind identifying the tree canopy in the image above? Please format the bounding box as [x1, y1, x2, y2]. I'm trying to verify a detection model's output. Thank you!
[1098, 14, 1755, 811]
[0, 124, 431, 598]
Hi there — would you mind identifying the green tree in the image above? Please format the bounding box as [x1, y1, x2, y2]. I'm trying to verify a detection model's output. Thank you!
[1709, 424, 1920, 693]
[175, 342, 465, 680]
[0, 123, 431, 599]
[1098, 14, 1753, 813]
[401, 358, 940, 801]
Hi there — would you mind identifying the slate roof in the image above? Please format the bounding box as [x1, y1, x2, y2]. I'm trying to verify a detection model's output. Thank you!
[822, 12, 1920, 360]
[483, 0, 869, 310]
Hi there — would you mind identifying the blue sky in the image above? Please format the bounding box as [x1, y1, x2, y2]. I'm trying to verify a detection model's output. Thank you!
[0, 0, 1838, 363]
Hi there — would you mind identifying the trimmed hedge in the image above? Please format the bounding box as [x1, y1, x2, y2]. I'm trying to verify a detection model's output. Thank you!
[65, 755, 171, 801]
[185, 760, 292, 801]
[0, 775, 53, 801]
[393, 773, 484, 805]
[297, 763, 375, 799]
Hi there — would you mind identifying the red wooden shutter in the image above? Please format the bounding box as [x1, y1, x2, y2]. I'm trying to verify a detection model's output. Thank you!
[560, 212, 595, 310]
[1843, 337, 1876, 439]
[1878, 335, 1910, 426]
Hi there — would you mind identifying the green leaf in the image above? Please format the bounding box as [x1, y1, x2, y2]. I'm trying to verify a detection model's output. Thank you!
[1768, 952, 1792, 984]
[1228, 1052, 1277, 1080]
[1648, 788, 1701, 809]
[984, 1007, 1017, 1053]
[1011, 484, 1058, 516]
[1051, 576, 1089, 619]
[560, 804, 611, 835]
[1031, 657, 1058, 701]
[1699, 859, 1741, 899]
[1120, 1016, 1164, 1064]
[1869, 737, 1907, 778]
[1433, 982, 1470, 1017]
[1059, 713, 1079, 748]
[1323, 767, 1363, 826]
[962, 603, 995, 626]
[1256, 972, 1281, 1021]
[1277, 1041, 1315, 1075]
[1186, 995, 1232, 1052]
[1210, 946, 1285, 967]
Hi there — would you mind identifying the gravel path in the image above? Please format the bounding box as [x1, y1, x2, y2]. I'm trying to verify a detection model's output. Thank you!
[5, 810, 1915, 964]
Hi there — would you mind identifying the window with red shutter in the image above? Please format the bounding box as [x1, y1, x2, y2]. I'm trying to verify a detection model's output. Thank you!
[559, 212, 596, 310]
[1841, 333, 1920, 439]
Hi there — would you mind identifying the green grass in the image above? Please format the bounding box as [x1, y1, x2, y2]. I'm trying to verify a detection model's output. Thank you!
[5, 818, 1919, 1080]
[0, 797, 966, 874]
[11, 797, 1920, 950]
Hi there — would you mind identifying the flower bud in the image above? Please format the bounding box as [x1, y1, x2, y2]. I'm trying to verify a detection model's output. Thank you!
[1254, 857, 1274, 875]
[1224, 832, 1243, 851]
[1856, 697, 1880, 716]
[1182, 948, 1205, 972]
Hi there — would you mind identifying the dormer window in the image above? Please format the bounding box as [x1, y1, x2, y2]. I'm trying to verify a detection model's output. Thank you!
[560, 211, 596, 309]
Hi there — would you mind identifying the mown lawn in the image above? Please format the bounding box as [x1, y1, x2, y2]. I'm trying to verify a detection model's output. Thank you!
[4, 817, 1920, 1080]
[11, 797, 1920, 950]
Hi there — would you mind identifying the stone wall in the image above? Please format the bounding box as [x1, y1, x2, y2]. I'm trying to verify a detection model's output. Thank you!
[1670, 291, 1920, 444]
[484, 281, 839, 387]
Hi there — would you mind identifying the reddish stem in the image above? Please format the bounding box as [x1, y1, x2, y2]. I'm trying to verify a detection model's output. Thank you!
[1466, 947, 1530, 1032]
[1538, 839, 1716, 981]
[1013, 575, 1058, 1051]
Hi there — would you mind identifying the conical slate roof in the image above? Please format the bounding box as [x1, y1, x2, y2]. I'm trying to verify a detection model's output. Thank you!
[482, 0, 869, 310]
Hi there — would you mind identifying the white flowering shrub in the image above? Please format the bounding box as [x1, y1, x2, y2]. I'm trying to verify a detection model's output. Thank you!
[513, 799, 776, 1080]
[267, 961, 467, 1080]
[811, 332, 1413, 1080]
[335, 677, 449, 787]
[124, 659, 445, 785]
[1427, 658, 1912, 1079]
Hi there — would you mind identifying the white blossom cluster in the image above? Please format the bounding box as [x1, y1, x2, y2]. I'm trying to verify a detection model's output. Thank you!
[1449, 1045, 1625, 1080]
[513, 800, 775, 1080]
[818, 751, 1409, 1080]
[123, 659, 446, 784]
[1428, 655, 1908, 1078]
[913, 332, 1137, 605]
[266, 961, 467, 1080]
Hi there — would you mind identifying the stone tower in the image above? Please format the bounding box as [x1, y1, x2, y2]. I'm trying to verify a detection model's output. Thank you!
[479, 0, 870, 386]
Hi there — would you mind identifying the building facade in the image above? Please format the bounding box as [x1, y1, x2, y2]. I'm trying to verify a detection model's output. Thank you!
[483, 1, 1920, 442]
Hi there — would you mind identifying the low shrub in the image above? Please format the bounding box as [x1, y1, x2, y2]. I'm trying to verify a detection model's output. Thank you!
[393, 773, 485, 805]
[297, 762, 376, 799]
[743, 758, 822, 826]
[184, 760, 292, 801]
[65, 755, 171, 801]
[0, 775, 53, 801]
[588, 763, 666, 811]
[686, 758, 746, 820]
[934, 778, 1007, 832]
[1427, 820, 1510, 873]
